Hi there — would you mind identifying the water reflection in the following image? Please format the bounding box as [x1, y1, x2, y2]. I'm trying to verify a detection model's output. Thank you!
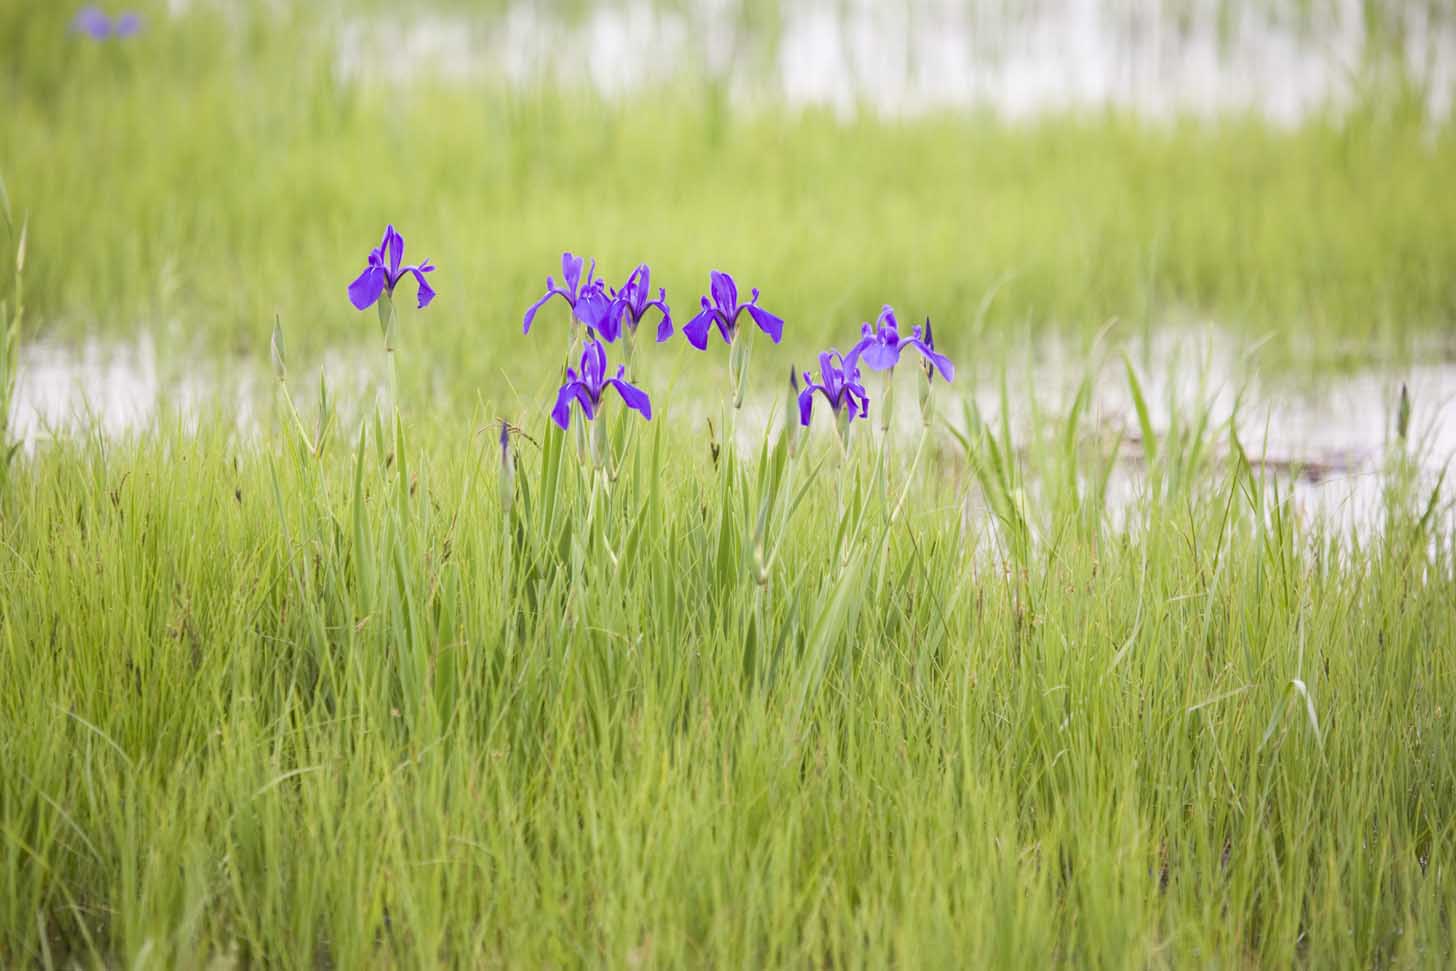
[16, 329, 1443, 537]
[337, 0, 1455, 120]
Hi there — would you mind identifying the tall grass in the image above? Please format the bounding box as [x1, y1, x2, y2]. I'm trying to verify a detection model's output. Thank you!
[3, 1, 1456, 966]
[2, 334, 1454, 964]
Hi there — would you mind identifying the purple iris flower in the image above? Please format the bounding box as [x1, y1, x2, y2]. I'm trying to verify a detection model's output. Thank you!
[569, 279, 624, 343]
[681, 270, 784, 349]
[73, 7, 141, 38]
[844, 306, 954, 380]
[523, 251, 603, 334]
[551, 339, 653, 430]
[347, 224, 436, 311]
[613, 264, 673, 342]
[798, 350, 870, 426]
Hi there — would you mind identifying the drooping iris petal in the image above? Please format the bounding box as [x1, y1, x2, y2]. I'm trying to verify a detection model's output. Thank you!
[904, 338, 954, 380]
[797, 384, 818, 426]
[551, 379, 595, 429]
[859, 341, 900, 371]
[745, 304, 784, 344]
[653, 304, 674, 343]
[403, 264, 436, 309]
[347, 265, 388, 310]
[608, 371, 653, 419]
[681, 304, 716, 350]
[523, 286, 566, 333]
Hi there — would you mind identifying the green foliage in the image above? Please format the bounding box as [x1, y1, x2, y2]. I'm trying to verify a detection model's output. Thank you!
[1, 355, 1454, 965]
[3, 3, 1456, 965]
[3, 4, 1456, 396]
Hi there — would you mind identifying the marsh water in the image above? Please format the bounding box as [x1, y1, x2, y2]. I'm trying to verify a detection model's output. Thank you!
[336, 0, 1456, 121]
[12, 0, 1456, 533]
[12, 328, 1456, 537]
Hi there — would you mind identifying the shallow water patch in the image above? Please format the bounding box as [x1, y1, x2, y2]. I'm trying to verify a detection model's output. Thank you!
[7, 329, 1455, 538]
[334, 0, 1456, 121]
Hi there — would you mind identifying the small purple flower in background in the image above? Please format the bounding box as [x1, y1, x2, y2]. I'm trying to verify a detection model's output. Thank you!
[682, 270, 784, 349]
[614, 264, 673, 343]
[551, 339, 653, 430]
[798, 350, 870, 426]
[72, 7, 141, 39]
[844, 305, 954, 380]
[347, 224, 436, 311]
[523, 251, 600, 334]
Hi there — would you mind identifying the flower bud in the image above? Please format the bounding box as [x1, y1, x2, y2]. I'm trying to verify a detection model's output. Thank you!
[783, 366, 801, 458]
[498, 420, 515, 513]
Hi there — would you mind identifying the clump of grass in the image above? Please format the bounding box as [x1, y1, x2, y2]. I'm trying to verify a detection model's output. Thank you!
[2, 324, 1453, 964]
[0, 172, 24, 488]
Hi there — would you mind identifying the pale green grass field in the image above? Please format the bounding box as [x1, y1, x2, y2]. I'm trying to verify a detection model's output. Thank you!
[2, 2, 1455, 967]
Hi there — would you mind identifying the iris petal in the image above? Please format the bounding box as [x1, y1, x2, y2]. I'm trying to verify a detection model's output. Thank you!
[709, 270, 738, 312]
[561, 252, 584, 297]
[797, 386, 817, 426]
[403, 265, 436, 309]
[580, 339, 609, 390]
[682, 306, 716, 350]
[574, 287, 620, 342]
[383, 226, 404, 277]
[860, 342, 900, 371]
[347, 265, 387, 311]
[608, 377, 653, 419]
[745, 305, 784, 344]
[842, 334, 877, 374]
[551, 380, 596, 429]
[523, 287, 567, 333]
[904, 339, 955, 380]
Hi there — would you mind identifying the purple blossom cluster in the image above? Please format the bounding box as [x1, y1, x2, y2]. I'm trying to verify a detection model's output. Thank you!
[521, 251, 788, 431]
[797, 308, 954, 430]
[342, 231, 955, 439]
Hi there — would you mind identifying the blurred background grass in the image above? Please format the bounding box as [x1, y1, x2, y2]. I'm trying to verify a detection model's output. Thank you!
[1, 0, 1453, 405]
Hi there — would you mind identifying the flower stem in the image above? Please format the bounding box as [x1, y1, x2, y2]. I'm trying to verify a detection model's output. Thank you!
[729, 328, 754, 409]
[377, 292, 400, 413]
